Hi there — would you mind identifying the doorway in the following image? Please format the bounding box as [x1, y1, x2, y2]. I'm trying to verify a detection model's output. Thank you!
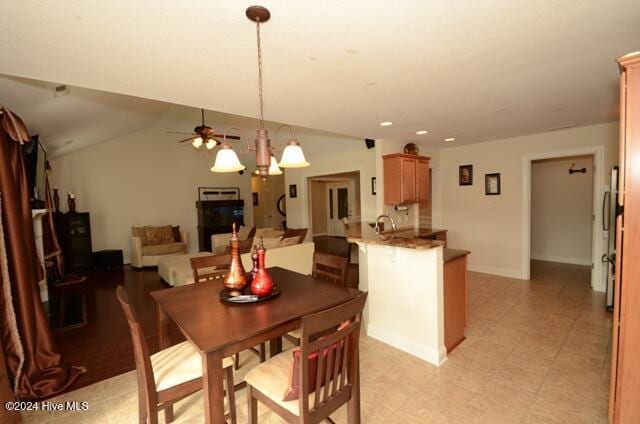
[251, 173, 286, 229]
[523, 147, 604, 291]
[307, 171, 361, 238]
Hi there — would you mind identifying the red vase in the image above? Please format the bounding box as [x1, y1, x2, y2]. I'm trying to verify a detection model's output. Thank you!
[250, 238, 274, 297]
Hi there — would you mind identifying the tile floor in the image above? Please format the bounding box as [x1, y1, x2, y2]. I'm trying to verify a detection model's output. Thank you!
[23, 260, 612, 423]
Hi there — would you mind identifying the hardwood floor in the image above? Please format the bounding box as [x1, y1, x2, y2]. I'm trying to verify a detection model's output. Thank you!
[52, 267, 184, 395]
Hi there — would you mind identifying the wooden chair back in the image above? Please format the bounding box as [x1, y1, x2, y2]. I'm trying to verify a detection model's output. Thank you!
[312, 251, 349, 286]
[190, 254, 231, 284]
[115, 286, 157, 408]
[298, 292, 367, 422]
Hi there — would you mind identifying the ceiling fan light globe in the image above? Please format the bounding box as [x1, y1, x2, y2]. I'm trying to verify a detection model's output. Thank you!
[211, 146, 246, 173]
[205, 139, 216, 150]
[279, 141, 310, 168]
[192, 137, 204, 148]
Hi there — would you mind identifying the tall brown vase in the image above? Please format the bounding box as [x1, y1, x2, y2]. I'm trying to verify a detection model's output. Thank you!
[223, 223, 247, 296]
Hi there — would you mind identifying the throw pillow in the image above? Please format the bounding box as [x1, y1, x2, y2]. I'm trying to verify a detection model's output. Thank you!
[253, 236, 283, 251]
[282, 320, 353, 401]
[143, 225, 175, 246]
[172, 226, 182, 242]
[279, 236, 300, 247]
[224, 238, 254, 254]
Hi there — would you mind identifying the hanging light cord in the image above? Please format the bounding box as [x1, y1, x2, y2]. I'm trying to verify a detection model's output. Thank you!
[256, 19, 265, 128]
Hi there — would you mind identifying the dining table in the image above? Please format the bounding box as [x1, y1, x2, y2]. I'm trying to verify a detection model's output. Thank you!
[151, 266, 363, 424]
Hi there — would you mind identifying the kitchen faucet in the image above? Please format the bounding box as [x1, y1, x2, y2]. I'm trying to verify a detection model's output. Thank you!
[375, 214, 397, 234]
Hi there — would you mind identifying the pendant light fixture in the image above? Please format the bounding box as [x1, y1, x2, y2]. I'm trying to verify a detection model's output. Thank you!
[211, 5, 310, 180]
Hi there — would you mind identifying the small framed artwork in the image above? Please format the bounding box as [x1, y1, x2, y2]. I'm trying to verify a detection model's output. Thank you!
[485, 173, 501, 195]
[371, 177, 377, 195]
[289, 184, 297, 198]
[252, 192, 259, 206]
[459, 165, 473, 186]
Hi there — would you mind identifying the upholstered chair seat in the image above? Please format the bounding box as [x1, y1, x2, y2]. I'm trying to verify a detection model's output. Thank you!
[151, 341, 233, 392]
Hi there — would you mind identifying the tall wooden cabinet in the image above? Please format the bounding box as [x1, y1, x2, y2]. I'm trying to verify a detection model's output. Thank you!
[609, 51, 640, 424]
[383, 153, 431, 205]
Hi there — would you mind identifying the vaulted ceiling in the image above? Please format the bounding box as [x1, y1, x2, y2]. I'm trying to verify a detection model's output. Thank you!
[0, 0, 638, 149]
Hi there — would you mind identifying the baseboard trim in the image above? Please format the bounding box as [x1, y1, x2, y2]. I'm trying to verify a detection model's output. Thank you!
[467, 264, 524, 279]
[530, 254, 591, 266]
[366, 324, 447, 366]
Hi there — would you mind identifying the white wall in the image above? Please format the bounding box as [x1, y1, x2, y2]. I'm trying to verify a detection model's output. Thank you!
[51, 125, 256, 263]
[436, 122, 618, 286]
[531, 156, 594, 265]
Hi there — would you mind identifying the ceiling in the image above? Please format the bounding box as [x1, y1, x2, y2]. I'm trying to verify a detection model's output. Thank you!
[0, 0, 638, 148]
[0, 74, 170, 157]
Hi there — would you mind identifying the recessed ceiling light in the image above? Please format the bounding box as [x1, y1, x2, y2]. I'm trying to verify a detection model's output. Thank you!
[379, 121, 393, 127]
[416, 130, 428, 135]
[444, 137, 456, 142]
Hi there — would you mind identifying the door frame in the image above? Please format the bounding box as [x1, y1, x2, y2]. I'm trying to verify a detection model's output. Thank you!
[521, 145, 605, 290]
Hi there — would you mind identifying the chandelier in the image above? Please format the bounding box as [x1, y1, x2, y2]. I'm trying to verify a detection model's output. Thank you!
[211, 5, 310, 180]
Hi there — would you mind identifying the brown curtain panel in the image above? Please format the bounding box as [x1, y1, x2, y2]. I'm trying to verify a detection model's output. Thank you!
[0, 106, 80, 399]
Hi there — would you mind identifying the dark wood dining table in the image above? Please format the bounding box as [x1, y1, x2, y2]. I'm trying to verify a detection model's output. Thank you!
[151, 266, 363, 424]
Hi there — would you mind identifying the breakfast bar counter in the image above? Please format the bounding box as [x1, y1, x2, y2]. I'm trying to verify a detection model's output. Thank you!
[346, 222, 451, 365]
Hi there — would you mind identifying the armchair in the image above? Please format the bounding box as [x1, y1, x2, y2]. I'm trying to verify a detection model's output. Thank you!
[131, 226, 188, 268]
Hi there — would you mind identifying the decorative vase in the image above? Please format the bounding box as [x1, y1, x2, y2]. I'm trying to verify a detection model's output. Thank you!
[250, 237, 274, 297]
[223, 223, 247, 296]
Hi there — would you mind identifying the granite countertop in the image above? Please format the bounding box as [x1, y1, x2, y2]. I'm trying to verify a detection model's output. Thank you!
[345, 222, 446, 250]
[443, 248, 470, 263]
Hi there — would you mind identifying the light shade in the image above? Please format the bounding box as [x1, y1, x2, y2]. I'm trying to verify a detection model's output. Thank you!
[205, 139, 216, 150]
[192, 136, 203, 148]
[254, 156, 283, 175]
[278, 140, 310, 168]
[211, 145, 246, 173]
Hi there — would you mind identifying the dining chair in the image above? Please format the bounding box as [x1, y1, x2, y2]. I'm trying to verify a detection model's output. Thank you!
[311, 251, 349, 286]
[190, 255, 267, 370]
[245, 292, 367, 424]
[116, 286, 237, 424]
[285, 252, 350, 345]
[190, 254, 231, 284]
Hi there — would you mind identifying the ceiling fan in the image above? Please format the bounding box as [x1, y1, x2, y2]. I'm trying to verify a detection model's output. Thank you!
[168, 108, 241, 150]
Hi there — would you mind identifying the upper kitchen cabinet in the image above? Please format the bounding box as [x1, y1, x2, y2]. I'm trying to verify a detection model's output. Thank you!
[383, 153, 431, 205]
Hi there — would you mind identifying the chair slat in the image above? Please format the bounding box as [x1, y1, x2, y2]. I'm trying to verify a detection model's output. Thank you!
[340, 336, 349, 390]
[323, 342, 335, 402]
[313, 351, 325, 409]
[331, 342, 342, 395]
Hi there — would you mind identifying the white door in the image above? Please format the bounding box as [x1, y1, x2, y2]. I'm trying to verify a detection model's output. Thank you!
[327, 183, 352, 236]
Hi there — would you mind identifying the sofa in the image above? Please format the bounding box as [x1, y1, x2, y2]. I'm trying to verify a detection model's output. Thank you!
[211, 227, 308, 255]
[131, 225, 188, 269]
[158, 242, 315, 287]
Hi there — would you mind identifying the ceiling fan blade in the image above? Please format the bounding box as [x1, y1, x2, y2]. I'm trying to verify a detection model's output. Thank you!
[211, 134, 241, 140]
[177, 137, 197, 144]
[167, 131, 196, 135]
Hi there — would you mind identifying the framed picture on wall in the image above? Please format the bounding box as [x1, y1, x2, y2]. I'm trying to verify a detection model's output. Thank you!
[289, 184, 297, 198]
[459, 164, 473, 186]
[371, 177, 377, 195]
[485, 173, 501, 195]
